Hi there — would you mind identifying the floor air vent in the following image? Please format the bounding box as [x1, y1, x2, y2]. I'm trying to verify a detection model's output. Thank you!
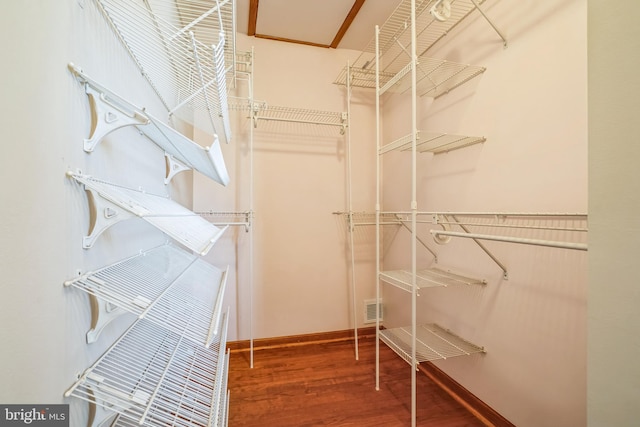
[364, 299, 383, 324]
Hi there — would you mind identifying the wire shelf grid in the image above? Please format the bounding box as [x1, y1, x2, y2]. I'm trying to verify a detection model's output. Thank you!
[95, 0, 234, 142]
[380, 267, 485, 293]
[65, 316, 229, 427]
[65, 245, 228, 347]
[69, 172, 228, 255]
[334, 0, 488, 98]
[380, 323, 484, 364]
[381, 131, 485, 154]
[252, 104, 347, 131]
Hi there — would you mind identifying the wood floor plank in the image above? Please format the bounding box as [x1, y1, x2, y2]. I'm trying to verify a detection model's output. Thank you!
[228, 335, 486, 426]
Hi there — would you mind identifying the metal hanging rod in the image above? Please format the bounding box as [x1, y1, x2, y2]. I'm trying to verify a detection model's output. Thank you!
[430, 230, 588, 251]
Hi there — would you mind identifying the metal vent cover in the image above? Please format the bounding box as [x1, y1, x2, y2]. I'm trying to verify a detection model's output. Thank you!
[364, 299, 383, 324]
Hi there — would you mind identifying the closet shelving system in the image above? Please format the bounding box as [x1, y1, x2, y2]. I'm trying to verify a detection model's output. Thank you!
[64, 1, 239, 425]
[333, 1, 509, 426]
[335, 1, 589, 426]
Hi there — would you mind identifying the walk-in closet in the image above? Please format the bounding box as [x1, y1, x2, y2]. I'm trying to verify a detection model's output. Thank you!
[1, 1, 639, 427]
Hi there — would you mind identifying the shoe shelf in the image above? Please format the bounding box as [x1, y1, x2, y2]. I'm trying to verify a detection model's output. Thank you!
[68, 63, 230, 186]
[64, 315, 229, 427]
[94, 0, 235, 141]
[64, 244, 228, 346]
[67, 171, 228, 255]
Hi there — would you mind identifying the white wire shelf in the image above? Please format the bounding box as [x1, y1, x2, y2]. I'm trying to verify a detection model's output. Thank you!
[67, 171, 228, 255]
[65, 315, 229, 427]
[380, 323, 485, 365]
[357, 0, 492, 72]
[336, 58, 485, 99]
[380, 267, 485, 293]
[64, 244, 228, 347]
[68, 63, 230, 186]
[380, 131, 485, 154]
[252, 104, 347, 134]
[95, 0, 235, 142]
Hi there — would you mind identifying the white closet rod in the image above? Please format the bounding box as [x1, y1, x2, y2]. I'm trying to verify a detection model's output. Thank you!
[430, 230, 588, 251]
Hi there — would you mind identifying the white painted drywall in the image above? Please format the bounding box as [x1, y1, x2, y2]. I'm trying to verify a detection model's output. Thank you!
[192, 34, 378, 341]
[588, 1, 640, 426]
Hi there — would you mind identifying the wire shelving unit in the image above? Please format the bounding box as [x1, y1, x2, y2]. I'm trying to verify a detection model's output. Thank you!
[94, 0, 236, 142]
[67, 171, 228, 255]
[380, 323, 485, 365]
[64, 244, 229, 346]
[64, 315, 229, 427]
[363, 2, 509, 426]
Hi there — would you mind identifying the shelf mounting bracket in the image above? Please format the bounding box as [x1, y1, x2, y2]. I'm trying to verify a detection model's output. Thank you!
[164, 153, 191, 185]
[81, 186, 136, 249]
[86, 295, 126, 344]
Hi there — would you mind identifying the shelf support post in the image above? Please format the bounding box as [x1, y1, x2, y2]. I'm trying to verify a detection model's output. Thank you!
[469, 0, 508, 48]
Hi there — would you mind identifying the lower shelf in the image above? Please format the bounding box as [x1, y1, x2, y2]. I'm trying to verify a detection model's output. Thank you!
[65, 315, 229, 427]
[379, 323, 484, 365]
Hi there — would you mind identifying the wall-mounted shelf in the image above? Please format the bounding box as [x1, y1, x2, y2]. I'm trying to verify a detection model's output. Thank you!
[68, 63, 230, 186]
[94, 0, 235, 142]
[67, 171, 228, 254]
[251, 103, 347, 134]
[380, 267, 485, 294]
[380, 323, 485, 365]
[380, 131, 486, 154]
[335, 58, 485, 99]
[64, 315, 229, 427]
[64, 244, 228, 345]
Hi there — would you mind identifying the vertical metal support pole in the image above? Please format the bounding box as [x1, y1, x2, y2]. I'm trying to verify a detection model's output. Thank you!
[374, 25, 381, 392]
[346, 62, 359, 361]
[410, 1, 418, 426]
[249, 46, 255, 369]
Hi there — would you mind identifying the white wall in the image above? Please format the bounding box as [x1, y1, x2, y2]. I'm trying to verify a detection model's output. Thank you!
[193, 34, 378, 341]
[380, 1, 587, 426]
[588, 1, 640, 426]
[0, 1, 192, 425]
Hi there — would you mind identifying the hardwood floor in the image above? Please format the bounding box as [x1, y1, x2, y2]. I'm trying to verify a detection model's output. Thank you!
[227, 335, 486, 427]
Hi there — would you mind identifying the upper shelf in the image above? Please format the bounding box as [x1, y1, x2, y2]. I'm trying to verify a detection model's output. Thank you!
[64, 244, 228, 347]
[64, 316, 229, 427]
[67, 171, 228, 255]
[94, 0, 235, 142]
[334, 0, 507, 96]
[68, 63, 230, 186]
[335, 58, 485, 99]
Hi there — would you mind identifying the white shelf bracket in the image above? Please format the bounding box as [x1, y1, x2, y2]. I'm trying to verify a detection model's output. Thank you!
[164, 153, 191, 185]
[86, 400, 117, 427]
[86, 295, 126, 344]
[82, 84, 149, 152]
[81, 187, 136, 249]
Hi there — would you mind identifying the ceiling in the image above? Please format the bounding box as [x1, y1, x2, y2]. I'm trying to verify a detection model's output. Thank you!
[234, 0, 403, 51]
